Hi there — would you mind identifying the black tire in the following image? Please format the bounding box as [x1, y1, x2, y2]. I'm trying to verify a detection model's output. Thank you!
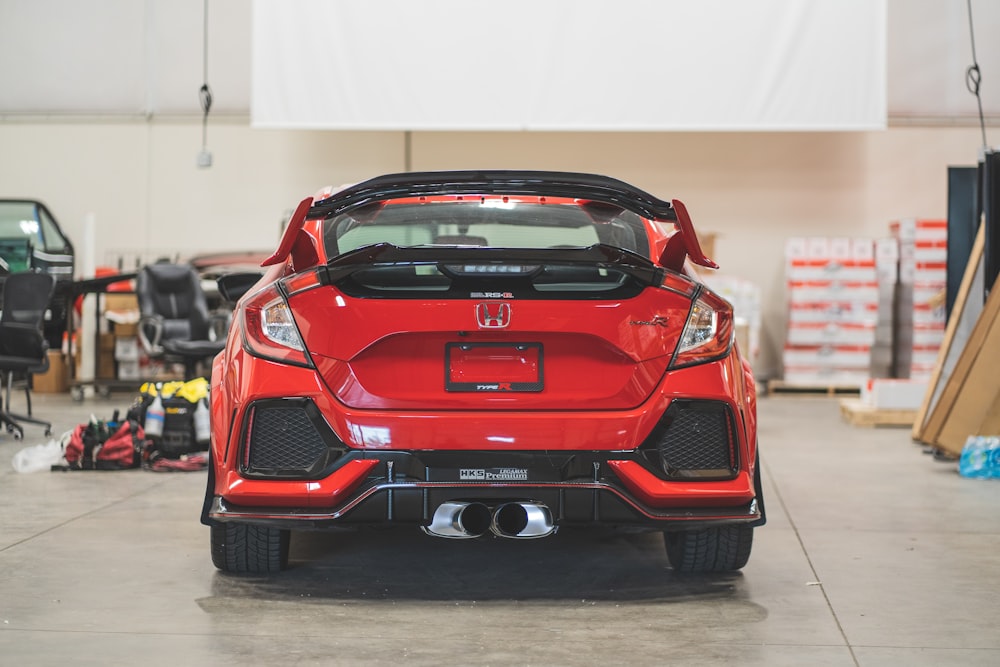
[210, 523, 290, 574]
[664, 524, 753, 573]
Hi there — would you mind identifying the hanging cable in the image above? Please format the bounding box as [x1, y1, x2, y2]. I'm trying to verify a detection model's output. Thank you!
[199, 82, 212, 149]
[965, 0, 988, 152]
[197, 0, 213, 167]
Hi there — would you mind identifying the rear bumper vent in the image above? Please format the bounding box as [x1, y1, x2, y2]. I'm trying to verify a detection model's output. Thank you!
[641, 399, 738, 480]
[240, 398, 346, 478]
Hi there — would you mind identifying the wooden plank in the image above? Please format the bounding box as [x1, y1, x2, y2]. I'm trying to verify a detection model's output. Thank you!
[979, 391, 1000, 435]
[840, 398, 916, 428]
[913, 223, 985, 442]
[933, 291, 1000, 455]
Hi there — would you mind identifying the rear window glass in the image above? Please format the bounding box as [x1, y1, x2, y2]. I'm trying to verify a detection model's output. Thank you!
[323, 199, 650, 259]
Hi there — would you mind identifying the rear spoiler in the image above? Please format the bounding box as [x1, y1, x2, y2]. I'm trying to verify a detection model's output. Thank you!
[269, 171, 716, 273]
[658, 200, 718, 273]
[261, 197, 317, 270]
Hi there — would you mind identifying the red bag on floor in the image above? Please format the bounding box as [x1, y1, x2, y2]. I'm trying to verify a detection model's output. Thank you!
[64, 418, 145, 470]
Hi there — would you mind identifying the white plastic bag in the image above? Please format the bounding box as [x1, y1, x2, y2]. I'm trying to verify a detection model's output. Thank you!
[11, 439, 65, 473]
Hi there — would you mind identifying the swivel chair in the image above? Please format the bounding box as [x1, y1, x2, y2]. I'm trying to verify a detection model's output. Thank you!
[135, 262, 226, 380]
[0, 271, 55, 440]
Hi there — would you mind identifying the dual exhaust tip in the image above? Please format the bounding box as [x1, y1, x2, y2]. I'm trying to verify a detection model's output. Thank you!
[423, 501, 556, 539]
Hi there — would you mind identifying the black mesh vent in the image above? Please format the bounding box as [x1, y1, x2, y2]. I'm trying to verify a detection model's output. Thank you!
[654, 401, 735, 478]
[248, 406, 329, 472]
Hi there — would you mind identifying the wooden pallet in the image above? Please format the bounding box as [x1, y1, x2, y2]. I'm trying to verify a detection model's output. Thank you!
[767, 380, 861, 396]
[839, 398, 917, 427]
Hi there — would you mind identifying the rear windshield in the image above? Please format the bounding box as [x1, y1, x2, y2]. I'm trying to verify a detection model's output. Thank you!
[323, 199, 651, 259]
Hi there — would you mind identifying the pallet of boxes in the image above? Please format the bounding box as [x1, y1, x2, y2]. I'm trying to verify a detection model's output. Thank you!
[840, 219, 946, 427]
[779, 237, 879, 393]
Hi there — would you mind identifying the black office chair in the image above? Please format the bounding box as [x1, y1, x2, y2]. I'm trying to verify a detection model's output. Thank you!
[136, 262, 226, 380]
[0, 271, 55, 440]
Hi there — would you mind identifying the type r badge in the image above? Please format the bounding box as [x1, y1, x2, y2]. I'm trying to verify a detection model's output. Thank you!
[629, 315, 669, 327]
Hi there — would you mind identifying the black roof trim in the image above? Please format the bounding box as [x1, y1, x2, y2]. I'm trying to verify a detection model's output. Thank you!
[307, 170, 678, 222]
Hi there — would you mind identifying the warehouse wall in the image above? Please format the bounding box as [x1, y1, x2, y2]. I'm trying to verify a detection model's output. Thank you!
[0, 119, 991, 377]
[2, 0, 999, 378]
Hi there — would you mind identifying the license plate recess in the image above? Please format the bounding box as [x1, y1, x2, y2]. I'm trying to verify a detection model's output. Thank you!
[445, 342, 543, 392]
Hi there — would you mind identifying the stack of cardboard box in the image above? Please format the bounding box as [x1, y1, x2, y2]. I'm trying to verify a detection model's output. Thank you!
[891, 219, 947, 379]
[782, 237, 879, 387]
[104, 293, 142, 380]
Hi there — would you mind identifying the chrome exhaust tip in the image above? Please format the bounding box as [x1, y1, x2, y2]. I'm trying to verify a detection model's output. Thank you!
[491, 502, 556, 539]
[422, 501, 492, 539]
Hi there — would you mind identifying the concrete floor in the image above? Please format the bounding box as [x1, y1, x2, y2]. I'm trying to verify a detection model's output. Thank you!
[1, 391, 999, 667]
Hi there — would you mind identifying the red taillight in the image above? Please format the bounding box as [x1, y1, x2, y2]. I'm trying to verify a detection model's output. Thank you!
[282, 269, 324, 296]
[670, 288, 734, 369]
[241, 284, 313, 367]
[658, 271, 698, 298]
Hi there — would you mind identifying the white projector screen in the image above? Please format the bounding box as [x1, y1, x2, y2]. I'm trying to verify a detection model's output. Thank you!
[252, 0, 886, 131]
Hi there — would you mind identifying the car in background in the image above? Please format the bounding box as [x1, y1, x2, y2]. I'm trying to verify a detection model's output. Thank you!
[0, 200, 75, 347]
[202, 171, 764, 574]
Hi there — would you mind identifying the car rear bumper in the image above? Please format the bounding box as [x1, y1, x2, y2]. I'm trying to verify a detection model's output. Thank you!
[204, 449, 765, 532]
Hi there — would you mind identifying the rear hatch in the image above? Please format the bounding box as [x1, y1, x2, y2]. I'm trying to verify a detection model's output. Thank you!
[290, 246, 697, 410]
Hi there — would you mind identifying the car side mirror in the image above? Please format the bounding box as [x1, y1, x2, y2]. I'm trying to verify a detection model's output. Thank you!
[217, 272, 264, 303]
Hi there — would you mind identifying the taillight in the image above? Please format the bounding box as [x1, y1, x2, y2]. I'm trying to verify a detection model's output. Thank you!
[658, 271, 698, 298]
[281, 268, 324, 296]
[241, 284, 312, 367]
[670, 289, 734, 369]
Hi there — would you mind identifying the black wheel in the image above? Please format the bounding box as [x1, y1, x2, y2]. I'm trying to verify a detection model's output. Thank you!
[12, 430, 22, 441]
[210, 523, 290, 574]
[71, 386, 85, 402]
[664, 524, 754, 573]
[44, 428, 52, 437]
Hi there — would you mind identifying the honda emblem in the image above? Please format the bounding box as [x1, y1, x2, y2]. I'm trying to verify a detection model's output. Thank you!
[476, 302, 512, 329]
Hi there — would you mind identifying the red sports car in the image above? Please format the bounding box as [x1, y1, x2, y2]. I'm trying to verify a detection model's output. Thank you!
[201, 171, 764, 574]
